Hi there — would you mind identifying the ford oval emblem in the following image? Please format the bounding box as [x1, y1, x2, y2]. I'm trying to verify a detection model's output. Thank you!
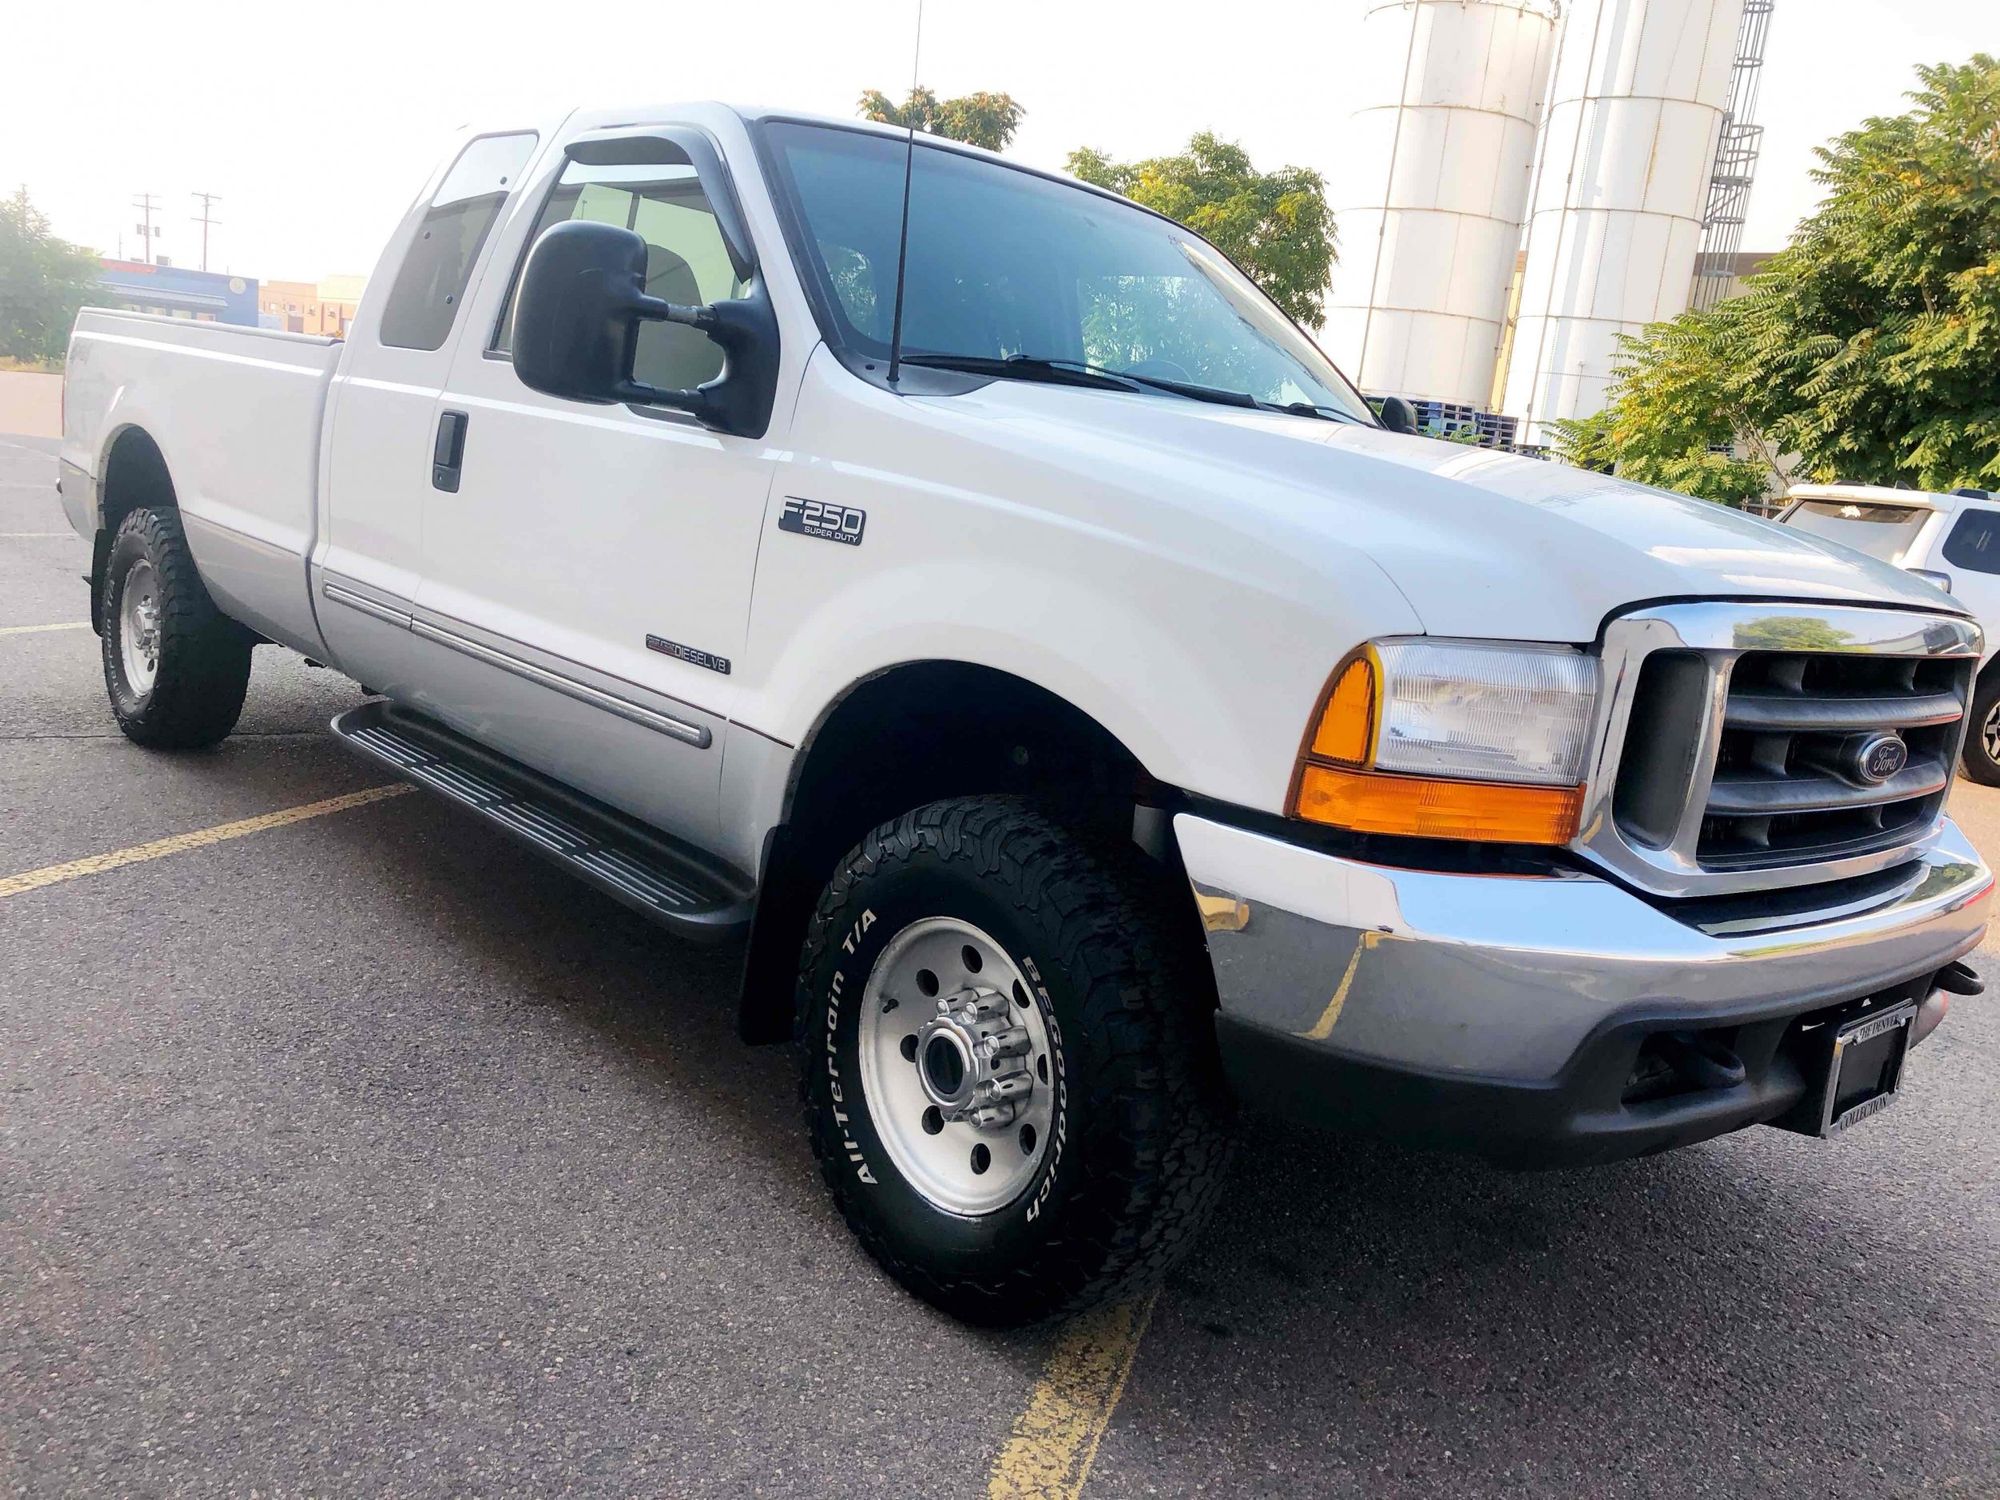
[1852, 733, 1909, 785]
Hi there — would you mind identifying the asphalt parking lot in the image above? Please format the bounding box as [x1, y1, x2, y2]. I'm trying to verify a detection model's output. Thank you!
[4, 428, 1998, 1498]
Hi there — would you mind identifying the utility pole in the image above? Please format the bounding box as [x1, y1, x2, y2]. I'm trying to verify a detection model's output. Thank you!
[191, 192, 222, 272]
[131, 193, 162, 265]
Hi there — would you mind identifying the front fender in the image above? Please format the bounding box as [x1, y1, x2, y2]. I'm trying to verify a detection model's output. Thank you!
[738, 351, 1426, 816]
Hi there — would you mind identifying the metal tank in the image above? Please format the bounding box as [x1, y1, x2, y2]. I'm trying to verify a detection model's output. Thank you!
[1500, 0, 1749, 443]
[1320, 0, 1560, 409]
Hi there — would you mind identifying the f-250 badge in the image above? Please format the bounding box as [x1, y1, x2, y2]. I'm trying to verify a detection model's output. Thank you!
[780, 496, 866, 546]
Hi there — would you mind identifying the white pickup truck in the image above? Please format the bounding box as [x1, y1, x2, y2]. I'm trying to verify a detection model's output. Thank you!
[59, 104, 1992, 1324]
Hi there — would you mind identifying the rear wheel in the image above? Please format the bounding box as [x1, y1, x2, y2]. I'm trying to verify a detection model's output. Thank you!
[100, 507, 252, 749]
[1963, 670, 2000, 785]
[798, 796, 1232, 1325]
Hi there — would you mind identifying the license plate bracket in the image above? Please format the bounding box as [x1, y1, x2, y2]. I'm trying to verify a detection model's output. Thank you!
[1814, 1000, 1917, 1135]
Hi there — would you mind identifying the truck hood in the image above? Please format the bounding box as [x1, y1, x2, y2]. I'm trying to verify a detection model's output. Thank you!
[956, 382, 1961, 642]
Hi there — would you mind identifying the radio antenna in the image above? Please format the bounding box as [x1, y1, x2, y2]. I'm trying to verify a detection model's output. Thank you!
[885, 0, 925, 385]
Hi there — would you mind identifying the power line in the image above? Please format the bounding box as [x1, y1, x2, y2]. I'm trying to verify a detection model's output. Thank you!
[191, 192, 222, 273]
[131, 193, 162, 266]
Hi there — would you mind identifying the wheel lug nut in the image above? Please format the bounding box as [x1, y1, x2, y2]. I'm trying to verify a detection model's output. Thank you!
[979, 1025, 1030, 1062]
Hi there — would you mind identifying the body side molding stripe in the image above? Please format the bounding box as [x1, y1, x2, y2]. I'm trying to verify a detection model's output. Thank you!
[320, 580, 713, 750]
[322, 580, 414, 629]
[408, 618, 713, 749]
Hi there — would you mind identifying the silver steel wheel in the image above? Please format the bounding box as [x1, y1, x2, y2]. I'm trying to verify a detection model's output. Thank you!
[856, 916, 1056, 1217]
[119, 557, 162, 696]
[1983, 700, 2000, 764]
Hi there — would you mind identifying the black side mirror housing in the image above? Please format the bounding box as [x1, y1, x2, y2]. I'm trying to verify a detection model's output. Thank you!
[512, 218, 779, 439]
[1377, 395, 1419, 435]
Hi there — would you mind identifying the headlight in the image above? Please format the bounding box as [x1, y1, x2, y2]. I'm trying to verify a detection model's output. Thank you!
[1292, 639, 1599, 845]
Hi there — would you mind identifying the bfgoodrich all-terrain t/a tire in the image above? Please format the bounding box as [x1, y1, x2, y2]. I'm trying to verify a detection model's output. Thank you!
[798, 796, 1232, 1325]
[1962, 669, 2000, 786]
[100, 507, 252, 750]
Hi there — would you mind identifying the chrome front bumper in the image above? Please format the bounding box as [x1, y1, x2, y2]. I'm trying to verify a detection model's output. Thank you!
[1178, 813, 1992, 1088]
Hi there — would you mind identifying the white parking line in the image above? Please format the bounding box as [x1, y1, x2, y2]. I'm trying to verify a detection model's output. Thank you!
[0, 622, 91, 636]
[0, 532, 71, 538]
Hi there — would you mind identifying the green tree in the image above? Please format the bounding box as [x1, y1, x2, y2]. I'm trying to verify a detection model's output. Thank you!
[0, 187, 100, 366]
[1064, 134, 1335, 326]
[1565, 56, 2000, 500]
[1548, 300, 1782, 507]
[858, 87, 1025, 151]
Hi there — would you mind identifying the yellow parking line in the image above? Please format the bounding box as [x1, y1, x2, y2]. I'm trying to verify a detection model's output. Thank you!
[1297, 930, 1382, 1041]
[987, 1292, 1158, 1499]
[0, 621, 91, 636]
[0, 784, 414, 901]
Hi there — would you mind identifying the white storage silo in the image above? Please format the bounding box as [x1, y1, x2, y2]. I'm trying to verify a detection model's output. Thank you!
[1320, 0, 1560, 410]
[1501, 0, 1748, 443]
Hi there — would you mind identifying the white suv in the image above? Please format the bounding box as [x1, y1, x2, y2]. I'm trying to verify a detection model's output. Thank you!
[1781, 482, 2000, 782]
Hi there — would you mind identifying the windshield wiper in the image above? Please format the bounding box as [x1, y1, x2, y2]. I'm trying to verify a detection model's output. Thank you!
[901, 354, 1370, 425]
[1005, 356, 1261, 409]
[1269, 400, 1369, 426]
[896, 353, 1141, 392]
[897, 353, 1260, 410]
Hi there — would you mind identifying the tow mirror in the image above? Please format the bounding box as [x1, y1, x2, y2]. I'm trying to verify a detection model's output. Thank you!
[512, 218, 778, 438]
[1377, 395, 1419, 435]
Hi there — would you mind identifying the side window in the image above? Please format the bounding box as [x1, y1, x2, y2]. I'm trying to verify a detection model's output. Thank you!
[496, 157, 746, 392]
[1942, 507, 2000, 575]
[379, 132, 538, 352]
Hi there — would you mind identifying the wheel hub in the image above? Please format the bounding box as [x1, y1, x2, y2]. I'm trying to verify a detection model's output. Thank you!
[916, 988, 1034, 1128]
[855, 916, 1057, 1216]
[118, 558, 162, 695]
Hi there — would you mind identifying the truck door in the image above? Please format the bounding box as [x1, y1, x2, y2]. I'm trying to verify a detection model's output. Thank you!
[315, 131, 543, 696]
[407, 130, 779, 851]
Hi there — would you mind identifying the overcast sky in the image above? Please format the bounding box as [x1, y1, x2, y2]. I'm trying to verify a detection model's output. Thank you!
[4, 0, 1991, 283]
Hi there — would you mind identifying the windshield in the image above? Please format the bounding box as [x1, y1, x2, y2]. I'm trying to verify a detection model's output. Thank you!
[1784, 500, 1930, 563]
[761, 121, 1374, 422]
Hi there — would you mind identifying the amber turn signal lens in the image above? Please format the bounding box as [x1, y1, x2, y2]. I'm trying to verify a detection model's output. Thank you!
[1310, 655, 1375, 764]
[1295, 764, 1583, 845]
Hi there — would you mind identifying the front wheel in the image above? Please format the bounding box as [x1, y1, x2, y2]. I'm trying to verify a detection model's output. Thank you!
[798, 797, 1232, 1325]
[101, 507, 252, 749]
[1964, 670, 2000, 786]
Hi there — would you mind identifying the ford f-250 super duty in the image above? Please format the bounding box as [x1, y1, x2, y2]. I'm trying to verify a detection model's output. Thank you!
[59, 104, 1992, 1325]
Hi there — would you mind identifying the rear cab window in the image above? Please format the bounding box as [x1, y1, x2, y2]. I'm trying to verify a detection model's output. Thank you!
[1782, 499, 1930, 564]
[379, 132, 539, 351]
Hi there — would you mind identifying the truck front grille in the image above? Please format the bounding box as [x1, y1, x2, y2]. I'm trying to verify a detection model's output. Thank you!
[1587, 603, 1979, 897]
[1699, 651, 1966, 870]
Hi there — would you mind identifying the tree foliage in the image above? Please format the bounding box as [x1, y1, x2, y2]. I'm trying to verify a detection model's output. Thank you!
[858, 87, 1025, 152]
[0, 187, 99, 366]
[1064, 134, 1335, 326]
[1564, 56, 2000, 500]
[1547, 300, 1780, 507]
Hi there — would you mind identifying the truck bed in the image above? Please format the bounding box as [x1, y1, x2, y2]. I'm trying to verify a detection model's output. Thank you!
[62, 308, 342, 656]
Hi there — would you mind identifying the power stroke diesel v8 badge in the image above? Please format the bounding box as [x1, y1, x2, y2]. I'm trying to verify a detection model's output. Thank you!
[779, 496, 866, 546]
[645, 635, 731, 675]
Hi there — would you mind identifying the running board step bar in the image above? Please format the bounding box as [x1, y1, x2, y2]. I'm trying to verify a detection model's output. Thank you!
[331, 700, 753, 945]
